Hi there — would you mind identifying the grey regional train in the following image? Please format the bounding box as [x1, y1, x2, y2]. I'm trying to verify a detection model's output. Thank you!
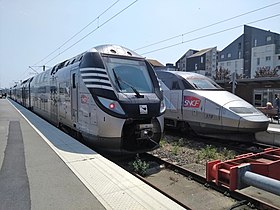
[10, 45, 165, 154]
[156, 70, 269, 141]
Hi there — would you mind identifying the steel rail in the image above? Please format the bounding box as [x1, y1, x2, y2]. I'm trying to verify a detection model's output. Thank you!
[141, 153, 280, 210]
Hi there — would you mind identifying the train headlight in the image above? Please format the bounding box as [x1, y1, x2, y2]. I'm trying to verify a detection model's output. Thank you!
[97, 96, 125, 115]
[160, 100, 166, 114]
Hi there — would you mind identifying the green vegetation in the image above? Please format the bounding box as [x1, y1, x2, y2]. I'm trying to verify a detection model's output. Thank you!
[220, 147, 236, 160]
[171, 144, 180, 155]
[178, 138, 186, 147]
[197, 145, 236, 162]
[129, 155, 149, 176]
[159, 139, 167, 147]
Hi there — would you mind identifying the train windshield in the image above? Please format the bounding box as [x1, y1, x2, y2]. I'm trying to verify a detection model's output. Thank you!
[104, 57, 153, 93]
[187, 77, 222, 90]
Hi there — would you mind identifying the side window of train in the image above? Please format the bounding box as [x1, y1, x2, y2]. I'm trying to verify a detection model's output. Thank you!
[72, 73, 76, 89]
[80, 52, 105, 69]
[171, 81, 180, 90]
[182, 80, 194, 89]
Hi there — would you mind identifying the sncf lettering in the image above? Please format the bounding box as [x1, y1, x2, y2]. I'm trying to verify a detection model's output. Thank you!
[184, 96, 201, 108]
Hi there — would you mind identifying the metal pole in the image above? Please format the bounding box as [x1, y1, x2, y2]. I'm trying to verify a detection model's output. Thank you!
[242, 171, 280, 196]
[231, 69, 237, 94]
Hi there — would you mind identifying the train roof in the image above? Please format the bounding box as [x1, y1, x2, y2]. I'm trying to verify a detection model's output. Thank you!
[91, 44, 142, 58]
[48, 44, 142, 76]
[156, 70, 208, 80]
[156, 70, 222, 90]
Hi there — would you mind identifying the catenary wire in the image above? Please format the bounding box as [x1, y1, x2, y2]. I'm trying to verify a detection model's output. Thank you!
[33, 0, 120, 66]
[140, 14, 280, 55]
[44, 0, 138, 65]
[134, 1, 280, 51]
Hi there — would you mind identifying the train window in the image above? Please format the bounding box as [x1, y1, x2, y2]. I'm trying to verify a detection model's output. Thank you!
[187, 78, 221, 89]
[229, 107, 254, 114]
[51, 66, 56, 75]
[80, 52, 104, 69]
[104, 57, 153, 93]
[156, 71, 177, 90]
[64, 60, 70, 67]
[72, 73, 76, 89]
[171, 81, 180, 90]
[182, 80, 194, 89]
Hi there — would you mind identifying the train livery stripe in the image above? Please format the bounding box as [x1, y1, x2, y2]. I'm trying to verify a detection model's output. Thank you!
[86, 84, 114, 90]
[80, 67, 113, 90]
[80, 67, 106, 72]
[81, 73, 108, 77]
[82, 75, 109, 81]
[83, 79, 111, 84]
[80, 70, 107, 74]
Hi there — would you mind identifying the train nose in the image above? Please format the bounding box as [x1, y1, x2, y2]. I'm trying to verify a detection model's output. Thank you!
[239, 115, 269, 132]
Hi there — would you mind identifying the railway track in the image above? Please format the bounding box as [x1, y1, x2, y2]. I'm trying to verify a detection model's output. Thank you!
[136, 153, 280, 210]
[164, 128, 277, 154]
[108, 153, 278, 209]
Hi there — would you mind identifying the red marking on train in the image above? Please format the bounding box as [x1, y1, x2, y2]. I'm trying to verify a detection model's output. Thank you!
[183, 96, 201, 108]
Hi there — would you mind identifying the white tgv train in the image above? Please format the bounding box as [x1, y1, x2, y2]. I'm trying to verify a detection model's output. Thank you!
[156, 70, 269, 141]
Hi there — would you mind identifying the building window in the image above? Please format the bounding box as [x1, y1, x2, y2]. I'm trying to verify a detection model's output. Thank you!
[201, 57, 204, 63]
[238, 51, 242, 59]
[254, 39, 257, 47]
[227, 53, 231, 58]
[195, 64, 198, 70]
[238, 43, 241, 49]
[266, 56, 271, 61]
[266, 46, 272, 52]
[221, 54, 224, 59]
[257, 58, 260, 65]
[278, 55, 280, 60]
[267, 36, 272, 42]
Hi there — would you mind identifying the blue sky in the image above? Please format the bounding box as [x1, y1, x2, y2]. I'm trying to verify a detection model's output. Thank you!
[0, 0, 279, 88]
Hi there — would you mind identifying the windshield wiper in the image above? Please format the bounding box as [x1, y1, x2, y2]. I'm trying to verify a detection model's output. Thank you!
[112, 68, 121, 89]
[112, 68, 144, 98]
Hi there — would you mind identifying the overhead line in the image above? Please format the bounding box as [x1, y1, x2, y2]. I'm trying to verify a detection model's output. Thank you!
[45, 0, 138, 65]
[134, 1, 280, 51]
[140, 14, 280, 55]
[33, 0, 120, 66]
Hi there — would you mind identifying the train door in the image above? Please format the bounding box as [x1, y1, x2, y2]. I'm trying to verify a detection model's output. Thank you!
[28, 81, 32, 108]
[58, 82, 67, 119]
[50, 76, 58, 125]
[71, 70, 79, 125]
[203, 99, 221, 125]
[163, 90, 182, 120]
[22, 86, 26, 106]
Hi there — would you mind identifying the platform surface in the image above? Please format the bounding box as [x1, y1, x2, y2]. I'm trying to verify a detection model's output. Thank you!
[255, 120, 280, 146]
[0, 99, 184, 210]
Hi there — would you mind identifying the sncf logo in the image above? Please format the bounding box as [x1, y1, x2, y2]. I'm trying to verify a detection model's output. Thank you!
[184, 96, 201, 108]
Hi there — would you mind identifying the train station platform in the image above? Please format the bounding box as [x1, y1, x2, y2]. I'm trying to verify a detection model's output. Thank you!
[0, 99, 184, 210]
[255, 121, 280, 146]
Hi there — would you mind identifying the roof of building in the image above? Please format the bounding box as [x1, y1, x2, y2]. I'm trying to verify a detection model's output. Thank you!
[188, 47, 215, 58]
[147, 59, 164, 67]
[176, 49, 198, 62]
